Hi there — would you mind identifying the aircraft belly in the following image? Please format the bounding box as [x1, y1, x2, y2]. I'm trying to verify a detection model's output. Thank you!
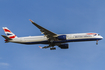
[21, 37, 102, 45]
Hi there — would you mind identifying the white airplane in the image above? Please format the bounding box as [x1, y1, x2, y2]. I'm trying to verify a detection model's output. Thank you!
[1, 19, 103, 50]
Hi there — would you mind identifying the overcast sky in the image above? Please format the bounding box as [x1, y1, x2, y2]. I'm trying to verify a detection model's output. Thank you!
[0, 0, 105, 70]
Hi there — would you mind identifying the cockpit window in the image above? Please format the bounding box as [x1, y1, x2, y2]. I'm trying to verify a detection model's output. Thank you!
[94, 34, 97, 36]
[94, 34, 100, 36]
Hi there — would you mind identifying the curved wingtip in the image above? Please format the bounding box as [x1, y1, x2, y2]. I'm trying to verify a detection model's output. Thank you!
[39, 46, 42, 49]
[29, 19, 33, 22]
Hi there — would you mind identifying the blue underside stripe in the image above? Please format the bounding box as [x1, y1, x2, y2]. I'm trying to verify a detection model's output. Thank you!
[22, 38, 101, 44]
[22, 38, 102, 44]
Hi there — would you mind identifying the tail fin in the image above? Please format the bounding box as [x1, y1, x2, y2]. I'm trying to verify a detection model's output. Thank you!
[2, 27, 17, 39]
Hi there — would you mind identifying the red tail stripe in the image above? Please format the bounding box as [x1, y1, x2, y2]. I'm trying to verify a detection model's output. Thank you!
[9, 35, 16, 39]
[4, 29, 11, 32]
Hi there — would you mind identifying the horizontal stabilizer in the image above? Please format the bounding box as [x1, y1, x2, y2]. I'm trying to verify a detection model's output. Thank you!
[1, 35, 12, 40]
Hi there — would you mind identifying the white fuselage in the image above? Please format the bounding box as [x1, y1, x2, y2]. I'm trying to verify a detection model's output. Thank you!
[9, 33, 103, 44]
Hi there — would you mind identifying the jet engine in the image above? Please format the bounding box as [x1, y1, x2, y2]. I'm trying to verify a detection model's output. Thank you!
[59, 44, 69, 49]
[57, 35, 66, 40]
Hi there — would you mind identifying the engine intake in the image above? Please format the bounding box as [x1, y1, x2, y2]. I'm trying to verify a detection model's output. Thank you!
[58, 35, 66, 40]
[59, 44, 69, 49]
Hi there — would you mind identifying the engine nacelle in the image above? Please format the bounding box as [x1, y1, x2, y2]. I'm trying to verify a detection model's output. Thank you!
[59, 44, 69, 49]
[57, 35, 66, 40]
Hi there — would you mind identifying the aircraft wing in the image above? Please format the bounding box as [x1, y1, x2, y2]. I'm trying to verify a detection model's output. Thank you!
[29, 19, 57, 41]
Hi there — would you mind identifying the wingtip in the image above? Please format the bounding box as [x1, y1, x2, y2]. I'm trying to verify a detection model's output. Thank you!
[39, 46, 42, 49]
[29, 19, 33, 22]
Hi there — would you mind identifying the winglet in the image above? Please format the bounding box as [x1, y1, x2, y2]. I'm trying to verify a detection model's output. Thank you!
[29, 19, 33, 23]
[39, 46, 42, 49]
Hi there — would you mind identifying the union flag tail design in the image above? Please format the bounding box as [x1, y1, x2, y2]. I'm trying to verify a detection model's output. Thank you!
[2, 27, 17, 39]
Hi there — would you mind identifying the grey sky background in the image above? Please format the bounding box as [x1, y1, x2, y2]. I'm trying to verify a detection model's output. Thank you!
[0, 0, 105, 70]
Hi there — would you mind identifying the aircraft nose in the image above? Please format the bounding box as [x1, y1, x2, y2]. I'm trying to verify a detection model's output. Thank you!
[100, 36, 103, 39]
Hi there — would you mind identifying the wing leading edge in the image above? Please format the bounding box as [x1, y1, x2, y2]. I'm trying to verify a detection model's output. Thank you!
[29, 19, 58, 41]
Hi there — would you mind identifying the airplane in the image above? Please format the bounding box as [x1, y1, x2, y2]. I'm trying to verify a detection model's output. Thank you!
[1, 19, 103, 50]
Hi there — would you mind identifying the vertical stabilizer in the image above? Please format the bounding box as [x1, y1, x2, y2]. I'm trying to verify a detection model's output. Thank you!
[2, 27, 17, 39]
